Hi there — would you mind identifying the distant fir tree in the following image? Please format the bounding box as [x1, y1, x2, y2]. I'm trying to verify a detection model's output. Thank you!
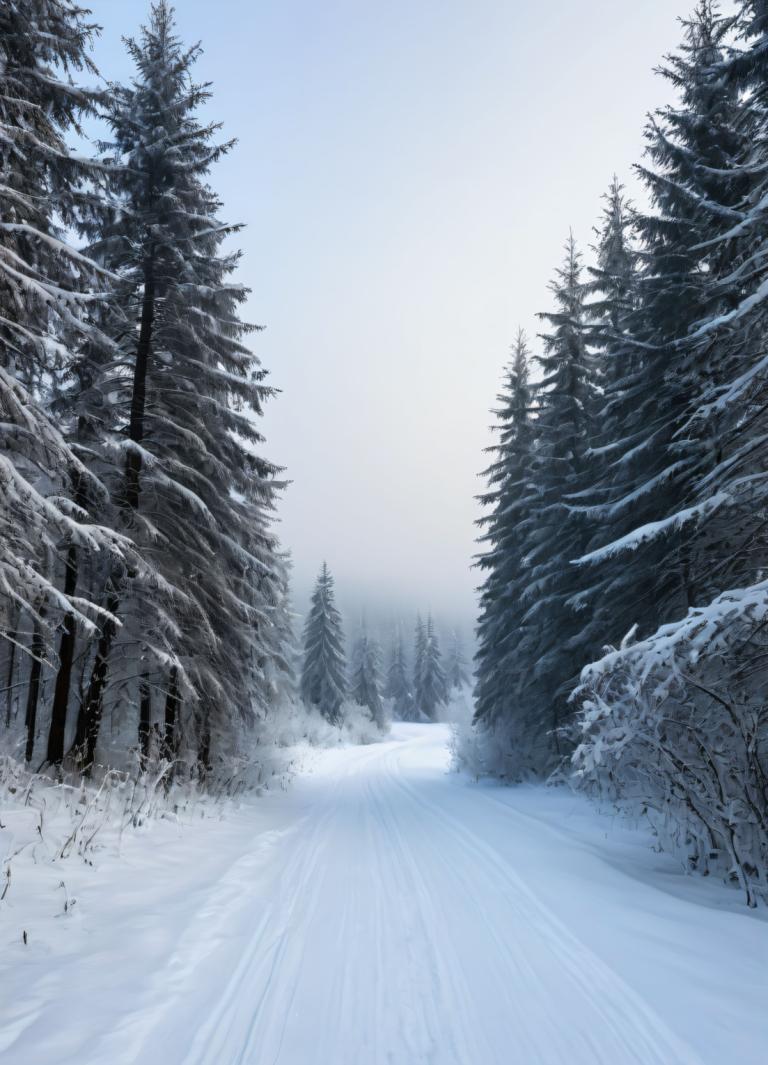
[385, 630, 413, 720]
[350, 629, 386, 728]
[69, 2, 288, 771]
[301, 564, 346, 723]
[417, 617, 448, 722]
[445, 631, 470, 691]
[474, 330, 534, 737]
[412, 614, 427, 713]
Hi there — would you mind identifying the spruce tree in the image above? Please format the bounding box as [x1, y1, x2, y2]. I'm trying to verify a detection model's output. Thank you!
[474, 330, 534, 735]
[301, 564, 346, 723]
[576, 2, 749, 623]
[417, 616, 448, 722]
[0, 0, 135, 763]
[412, 614, 427, 718]
[350, 629, 386, 728]
[69, 2, 288, 770]
[514, 235, 596, 769]
[445, 631, 470, 691]
[385, 630, 413, 720]
[570, 180, 648, 647]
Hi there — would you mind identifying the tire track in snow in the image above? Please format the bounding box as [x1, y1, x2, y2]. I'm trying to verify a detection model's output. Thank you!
[381, 733, 703, 1065]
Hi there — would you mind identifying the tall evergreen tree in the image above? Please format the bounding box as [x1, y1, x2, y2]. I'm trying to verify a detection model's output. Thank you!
[412, 614, 427, 714]
[474, 330, 534, 736]
[417, 617, 447, 722]
[350, 628, 386, 728]
[385, 630, 413, 720]
[576, 2, 749, 622]
[301, 564, 346, 724]
[511, 235, 596, 770]
[0, 0, 135, 764]
[569, 180, 647, 647]
[445, 631, 470, 691]
[68, 2, 287, 770]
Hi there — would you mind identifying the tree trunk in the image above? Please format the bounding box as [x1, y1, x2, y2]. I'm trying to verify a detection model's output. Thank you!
[163, 666, 180, 766]
[77, 251, 156, 769]
[125, 252, 155, 511]
[197, 706, 211, 778]
[24, 621, 45, 764]
[71, 582, 120, 774]
[47, 474, 88, 765]
[138, 674, 152, 769]
[4, 609, 20, 727]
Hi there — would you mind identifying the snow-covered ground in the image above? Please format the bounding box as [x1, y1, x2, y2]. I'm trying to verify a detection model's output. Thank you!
[2, 723, 766, 1064]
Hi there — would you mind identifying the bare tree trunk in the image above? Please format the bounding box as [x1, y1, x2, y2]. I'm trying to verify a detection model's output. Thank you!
[163, 666, 180, 768]
[78, 250, 157, 769]
[125, 252, 155, 511]
[71, 582, 120, 774]
[4, 608, 20, 727]
[138, 673, 152, 769]
[47, 474, 87, 765]
[197, 706, 211, 778]
[24, 621, 45, 764]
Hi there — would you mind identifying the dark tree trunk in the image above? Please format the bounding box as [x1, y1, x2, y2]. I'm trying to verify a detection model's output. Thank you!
[75, 251, 156, 773]
[71, 583, 120, 774]
[47, 474, 88, 765]
[4, 610, 19, 727]
[24, 621, 45, 764]
[138, 673, 152, 769]
[197, 707, 211, 778]
[163, 666, 180, 765]
[125, 253, 155, 511]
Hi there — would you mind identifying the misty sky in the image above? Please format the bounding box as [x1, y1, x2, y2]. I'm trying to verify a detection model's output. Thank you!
[86, 1, 697, 634]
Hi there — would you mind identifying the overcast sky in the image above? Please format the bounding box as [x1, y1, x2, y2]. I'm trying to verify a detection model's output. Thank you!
[87, 0, 697, 634]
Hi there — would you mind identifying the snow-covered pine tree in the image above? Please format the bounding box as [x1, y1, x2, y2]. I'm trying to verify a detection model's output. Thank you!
[384, 630, 413, 720]
[572, 3, 768, 901]
[506, 235, 596, 772]
[566, 180, 649, 650]
[445, 631, 470, 691]
[575, 2, 749, 623]
[412, 614, 427, 714]
[350, 629, 386, 728]
[69, 2, 288, 772]
[417, 617, 448, 722]
[0, 0, 138, 763]
[669, 0, 768, 602]
[301, 564, 346, 724]
[473, 330, 535, 746]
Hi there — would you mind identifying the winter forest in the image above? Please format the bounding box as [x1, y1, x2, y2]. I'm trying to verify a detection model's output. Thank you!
[2, 2, 768, 1064]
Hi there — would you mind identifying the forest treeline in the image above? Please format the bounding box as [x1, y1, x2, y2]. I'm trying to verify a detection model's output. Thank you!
[473, 0, 768, 905]
[0, 2, 470, 779]
[300, 564, 469, 728]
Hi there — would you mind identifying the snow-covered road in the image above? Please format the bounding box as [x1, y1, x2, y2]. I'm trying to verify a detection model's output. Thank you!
[4, 723, 767, 1064]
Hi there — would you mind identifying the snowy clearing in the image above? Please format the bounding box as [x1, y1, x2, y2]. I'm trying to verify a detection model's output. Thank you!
[2, 723, 767, 1065]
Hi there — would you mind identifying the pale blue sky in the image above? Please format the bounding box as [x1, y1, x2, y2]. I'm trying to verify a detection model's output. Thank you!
[86, 1, 698, 630]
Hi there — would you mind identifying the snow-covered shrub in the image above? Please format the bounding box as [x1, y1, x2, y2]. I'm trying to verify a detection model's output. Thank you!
[261, 698, 389, 750]
[571, 583, 768, 907]
[451, 715, 543, 781]
[448, 687, 528, 779]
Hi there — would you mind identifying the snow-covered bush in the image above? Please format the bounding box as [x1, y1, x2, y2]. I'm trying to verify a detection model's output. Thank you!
[571, 583, 768, 907]
[267, 698, 389, 750]
[448, 687, 519, 778]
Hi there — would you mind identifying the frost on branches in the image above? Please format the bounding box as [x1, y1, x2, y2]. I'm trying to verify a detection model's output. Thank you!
[572, 582, 768, 907]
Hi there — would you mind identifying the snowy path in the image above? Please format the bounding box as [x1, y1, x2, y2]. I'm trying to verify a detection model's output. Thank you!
[3, 723, 767, 1064]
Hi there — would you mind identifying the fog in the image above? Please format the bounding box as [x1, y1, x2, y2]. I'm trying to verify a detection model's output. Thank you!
[88, 0, 692, 634]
